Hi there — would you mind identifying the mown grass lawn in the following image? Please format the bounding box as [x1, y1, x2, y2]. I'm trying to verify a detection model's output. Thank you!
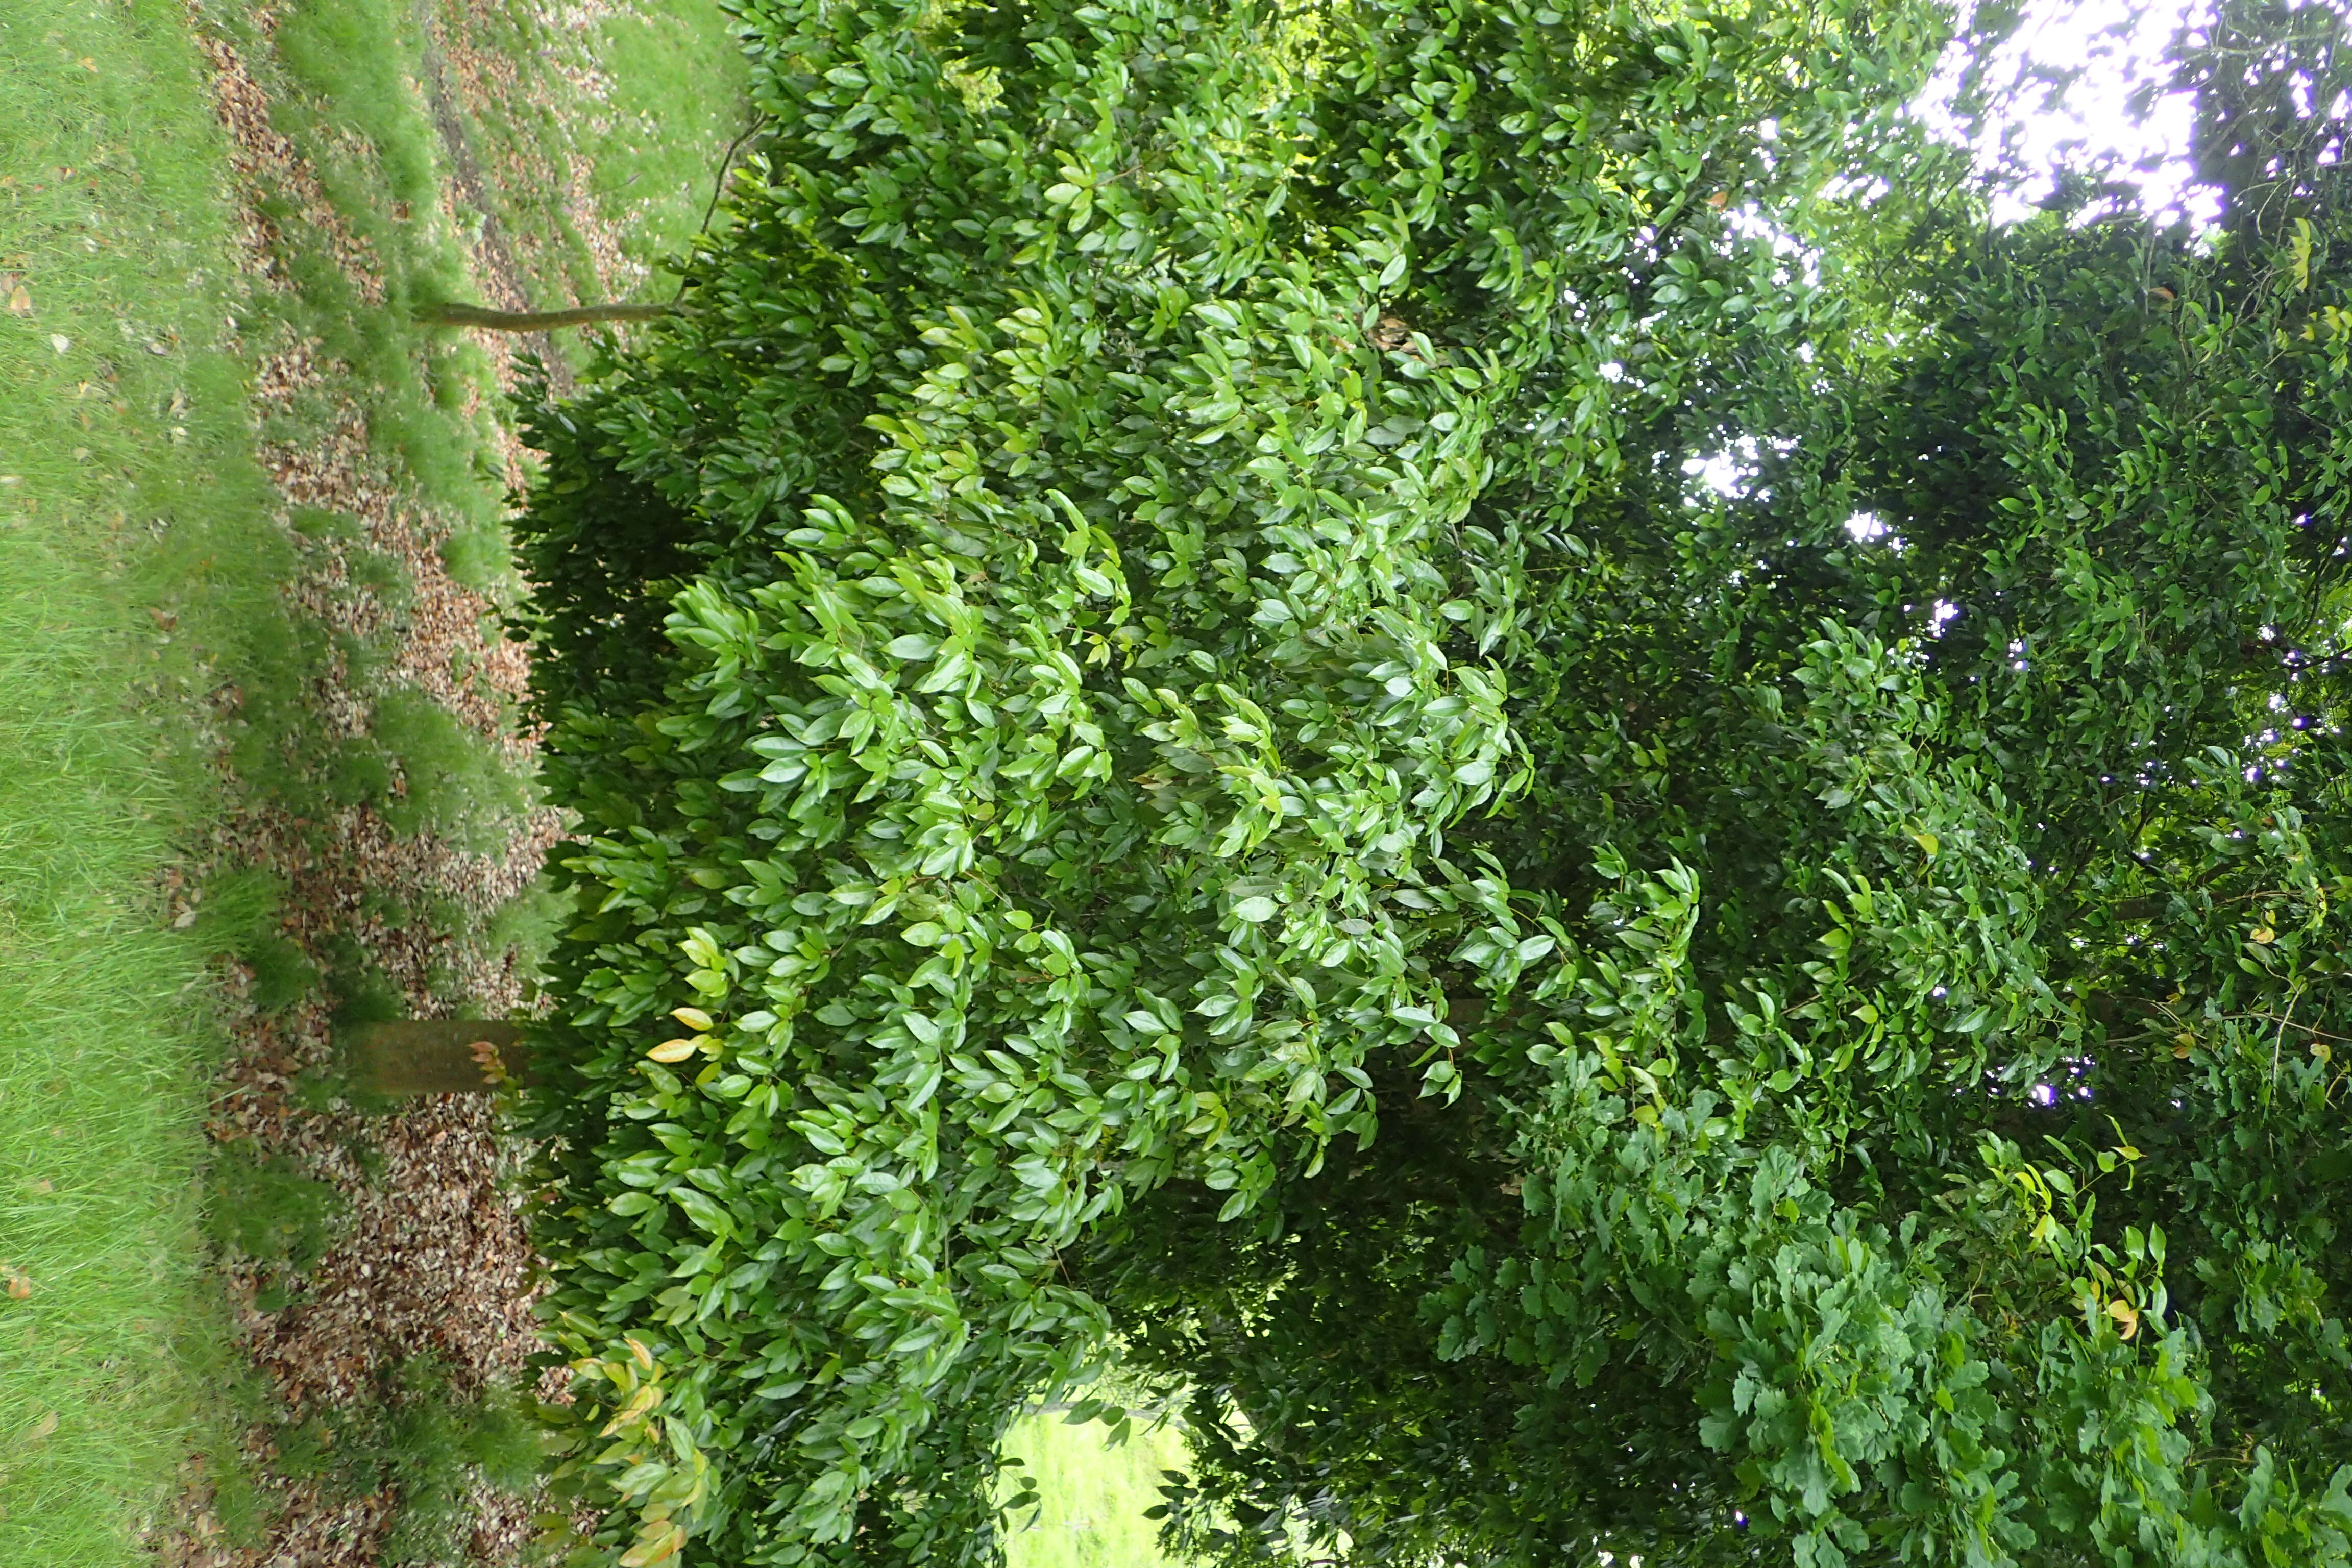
[1003, 1412, 1188, 1568]
[0, 0, 284, 1557]
[1, 0, 746, 1560]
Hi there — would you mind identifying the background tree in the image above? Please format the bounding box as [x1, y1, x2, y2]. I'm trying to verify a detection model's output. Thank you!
[510, 0, 2352, 1563]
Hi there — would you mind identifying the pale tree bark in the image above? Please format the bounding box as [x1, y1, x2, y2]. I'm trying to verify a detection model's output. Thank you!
[346, 1019, 529, 1094]
[414, 301, 673, 332]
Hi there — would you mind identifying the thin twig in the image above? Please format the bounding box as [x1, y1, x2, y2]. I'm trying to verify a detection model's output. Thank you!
[672, 112, 771, 306]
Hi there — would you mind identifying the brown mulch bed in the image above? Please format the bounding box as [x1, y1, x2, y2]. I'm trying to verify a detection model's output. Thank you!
[150, 5, 652, 1564]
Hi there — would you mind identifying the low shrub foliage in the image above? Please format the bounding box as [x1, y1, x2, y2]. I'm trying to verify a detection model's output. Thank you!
[514, 0, 2352, 1563]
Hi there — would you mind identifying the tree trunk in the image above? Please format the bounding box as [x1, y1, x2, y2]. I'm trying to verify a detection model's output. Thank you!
[415, 301, 672, 332]
[346, 1019, 530, 1095]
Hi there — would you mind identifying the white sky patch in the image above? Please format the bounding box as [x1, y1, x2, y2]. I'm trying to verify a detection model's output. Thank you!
[1683, 436, 1797, 502]
[1665, 3, 2226, 536]
[1684, 450, 1747, 499]
[1918, 0, 2219, 226]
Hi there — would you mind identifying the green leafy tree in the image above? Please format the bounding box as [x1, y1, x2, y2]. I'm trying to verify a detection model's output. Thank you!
[511, 0, 2352, 1563]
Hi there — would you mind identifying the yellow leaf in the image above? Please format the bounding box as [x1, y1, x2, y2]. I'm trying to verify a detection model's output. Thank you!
[619, 1524, 687, 1566]
[468, 1038, 512, 1086]
[5, 1270, 29, 1301]
[671, 1007, 715, 1032]
[600, 1382, 662, 1436]
[2314, 1042, 2333, 1064]
[626, 1335, 656, 1371]
[5, 285, 29, 316]
[2105, 1298, 2139, 1339]
[50, 334, 70, 354]
[1912, 831, 1939, 858]
[648, 1038, 697, 1063]
[2250, 924, 2274, 945]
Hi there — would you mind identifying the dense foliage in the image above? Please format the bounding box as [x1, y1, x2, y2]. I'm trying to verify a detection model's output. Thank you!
[511, 0, 2352, 1563]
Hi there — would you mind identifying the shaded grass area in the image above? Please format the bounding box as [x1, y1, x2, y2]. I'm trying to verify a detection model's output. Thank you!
[263, 1358, 544, 1565]
[1002, 1412, 1188, 1568]
[572, 0, 760, 292]
[1, 0, 753, 1561]
[172, 0, 754, 1552]
[407, 0, 756, 309]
